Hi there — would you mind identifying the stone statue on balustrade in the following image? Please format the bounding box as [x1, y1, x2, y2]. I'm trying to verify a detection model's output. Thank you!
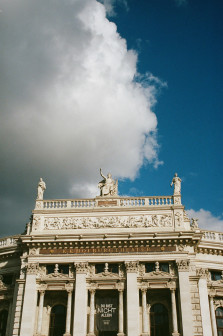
[171, 173, 181, 195]
[37, 178, 46, 200]
[98, 169, 118, 196]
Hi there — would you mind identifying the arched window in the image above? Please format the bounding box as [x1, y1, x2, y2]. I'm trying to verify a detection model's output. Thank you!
[150, 303, 170, 336]
[0, 310, 8, 336]
[216, 307, 223, 336]
[49, 305, 66, 336]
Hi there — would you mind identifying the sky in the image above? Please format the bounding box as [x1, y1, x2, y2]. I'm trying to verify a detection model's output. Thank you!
[0, 0, 222, 236]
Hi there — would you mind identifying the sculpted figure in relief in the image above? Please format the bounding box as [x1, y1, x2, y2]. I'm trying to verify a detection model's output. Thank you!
[37, 178, 46, 200]
[171, 173, 181, 195]
[98, 168, 118, 196]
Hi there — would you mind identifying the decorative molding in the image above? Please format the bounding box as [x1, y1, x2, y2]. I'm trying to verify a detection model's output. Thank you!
[32, 216, 41, 230]
[175, 212, 183, 227]
[213, 299, 223, 309]
[125, 261, 139, 273]
[42, 214, 173, 230]
[176, 259, 190, 272]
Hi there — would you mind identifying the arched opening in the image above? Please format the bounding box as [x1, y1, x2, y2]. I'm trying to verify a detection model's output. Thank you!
[0, 310, 8, 336]
[49, 305, 66, 336]
[150, 303, 170, 336]
[216, 307, 223, 336]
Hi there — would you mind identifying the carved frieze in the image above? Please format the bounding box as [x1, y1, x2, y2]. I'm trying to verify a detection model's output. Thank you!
[42, 214, 173, 230]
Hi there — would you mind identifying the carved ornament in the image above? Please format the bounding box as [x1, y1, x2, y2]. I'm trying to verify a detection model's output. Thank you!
[176, 259, 190, 272]
[75, 262, 88, 274]
[196, 268, 209, 279]
[43, 214, 173, 230]
[125, 261, 139, 273]
[26, 263, 40, 275]
[213, 299, 223, 309]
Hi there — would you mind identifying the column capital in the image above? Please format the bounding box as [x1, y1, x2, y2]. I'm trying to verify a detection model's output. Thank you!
[168, 280, 176, 291]
[176, 259, 190, 272]
[75, 262, 88, 274]
[125, 261, 139, 273]
[89, 288, 96, 295]
[141, 287, 147, 293]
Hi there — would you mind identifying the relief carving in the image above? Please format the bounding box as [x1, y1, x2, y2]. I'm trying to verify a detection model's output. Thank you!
[196, 268, 209, 279]
[32, 216, 41, 231]
[175, 212, 183, 227]
[44, 214, 173, 230]
[75, 262, 88, 274]
[26, 263, 40, 275]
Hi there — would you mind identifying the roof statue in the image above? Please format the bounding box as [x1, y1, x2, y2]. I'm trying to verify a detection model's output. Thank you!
[170, 173, 181, 195]
[37, 178, 46, 200]
[98, 168, 118, 197]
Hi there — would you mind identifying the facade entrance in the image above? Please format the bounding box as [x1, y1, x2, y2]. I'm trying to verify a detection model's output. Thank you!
[150, 303, 170, 336]
[49, 305, 66, 336]
[216, 307, 223, 336]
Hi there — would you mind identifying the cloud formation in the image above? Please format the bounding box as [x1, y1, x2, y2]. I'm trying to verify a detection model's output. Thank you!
[187, 209, 223, 232]
[0, 0, 162, 235]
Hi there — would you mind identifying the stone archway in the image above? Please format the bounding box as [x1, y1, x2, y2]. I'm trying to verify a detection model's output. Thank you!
[49, 304, 66, 336]
[150, 303, 170, 336]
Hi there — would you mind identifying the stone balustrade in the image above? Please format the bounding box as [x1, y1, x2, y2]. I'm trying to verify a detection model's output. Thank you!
[0, 236, 19, 249]
[201, 230, 223, 243]
[39, 195, 174, 210]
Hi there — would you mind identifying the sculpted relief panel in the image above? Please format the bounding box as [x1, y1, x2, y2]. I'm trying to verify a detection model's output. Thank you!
[41, 214, 173, 230]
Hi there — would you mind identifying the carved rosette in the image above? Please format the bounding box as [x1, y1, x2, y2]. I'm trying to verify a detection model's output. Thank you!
[196, 268, 209, 279]
[176, 259, 190, 272]
[75, 262, 89, 274]
[26, 263, 40, 275]
[125, 261, 139, 273]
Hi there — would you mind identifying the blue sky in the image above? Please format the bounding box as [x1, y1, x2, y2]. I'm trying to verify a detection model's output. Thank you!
[113, 0, 223, 221]
[0, 0, 222, 235]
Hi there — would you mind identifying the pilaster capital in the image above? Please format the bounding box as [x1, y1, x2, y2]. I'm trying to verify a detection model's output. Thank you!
[196, 268, 209, 279]
[65, 283, 73, 293]
[75, 262, 88, 274]
[116, 282, 124, 292]
[168, 280, 176, 291]
[176, 259, 190, 272]
[26, 262, 40, 275]
[125, 261, 139, 273]
[209, 289, 216, 298]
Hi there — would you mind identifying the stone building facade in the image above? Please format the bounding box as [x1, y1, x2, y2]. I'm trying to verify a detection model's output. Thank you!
[0, 173, 223, 336]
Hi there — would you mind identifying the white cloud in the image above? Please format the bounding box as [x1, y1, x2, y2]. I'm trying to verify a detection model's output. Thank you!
[0, 0, 163, 233]
[187, 209, 223, 231]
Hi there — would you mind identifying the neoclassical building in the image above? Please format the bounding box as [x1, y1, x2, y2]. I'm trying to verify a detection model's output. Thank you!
[0, 172, 223, 336]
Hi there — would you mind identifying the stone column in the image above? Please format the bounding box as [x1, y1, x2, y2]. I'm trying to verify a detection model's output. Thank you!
[197, 268, 212, 336]
[125, 261, 140, 336]
[36, 290, 45, 335]
[141, 288, 149, 336]
[118, 288, 125, 336]
[88, 289, 96, 336]
[177, 260, 193, 336]
[64, 288, 73, 336]
[20, 264, 38, 336]
[209, 294, 218, 336]
[170, 288, 179, 336]
[73, 262, 88, 336]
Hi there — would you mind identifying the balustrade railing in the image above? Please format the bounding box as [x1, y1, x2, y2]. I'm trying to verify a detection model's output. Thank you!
[201, 231, 223, 243]
[0, 236, 19, 249]
[41, 196, 173, 210]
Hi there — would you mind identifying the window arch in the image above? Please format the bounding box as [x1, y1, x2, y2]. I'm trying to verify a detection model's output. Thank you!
[216, 307, 223, 336]
[49, 304, 66, 336]
[0, 310, 8, 336]
[150, 303, 170, 336]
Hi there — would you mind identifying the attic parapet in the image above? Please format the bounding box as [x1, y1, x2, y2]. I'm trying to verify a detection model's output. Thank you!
[34, 195, 177, 211]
